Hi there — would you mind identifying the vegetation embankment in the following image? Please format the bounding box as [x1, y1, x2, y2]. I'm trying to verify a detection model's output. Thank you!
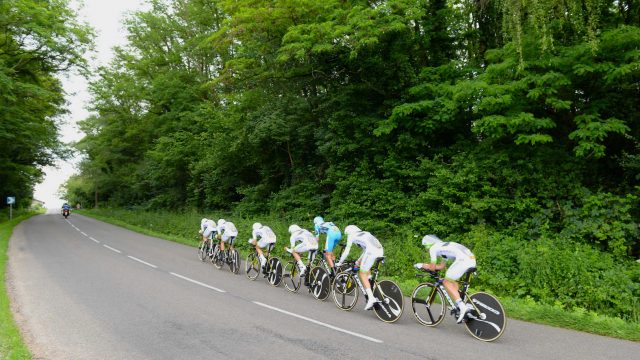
[78, 208, 640, 342]
[0, 212, 39, 360]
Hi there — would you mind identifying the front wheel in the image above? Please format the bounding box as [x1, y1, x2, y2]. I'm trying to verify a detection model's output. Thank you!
[283, 261, 301, 293]
[373, 280, 404, 323]
[464, 292, 506, 342]
[229, 249, 239, 274]
[411, 283, 446, 327]
[309, 267, 331, 301]
[267, 257, 283, 287]
[332, 272, 358, 310]
[245, 252, 260, 280]
[197, 241, 208, 262]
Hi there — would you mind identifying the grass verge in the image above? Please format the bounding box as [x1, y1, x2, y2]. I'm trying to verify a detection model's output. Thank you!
[77, 208, 640, 342]
[1, 213, 37, 360]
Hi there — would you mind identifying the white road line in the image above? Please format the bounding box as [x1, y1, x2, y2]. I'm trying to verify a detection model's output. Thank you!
[169, 272, 225, 293]
[127, 256, 158, 269]
[252, 301, 383, 344]
[80, 232, 88, 236]
[89, 237, 100, 243]
[103, 244, 122, 254]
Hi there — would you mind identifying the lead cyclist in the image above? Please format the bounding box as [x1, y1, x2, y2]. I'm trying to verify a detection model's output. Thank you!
[414, 235, 477, 323]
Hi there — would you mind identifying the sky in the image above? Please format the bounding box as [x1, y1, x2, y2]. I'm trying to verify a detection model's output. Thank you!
[33, 0, 145, 209]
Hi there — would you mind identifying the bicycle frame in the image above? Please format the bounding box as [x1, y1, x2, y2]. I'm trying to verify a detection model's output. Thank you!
[423, 270, 478, 316]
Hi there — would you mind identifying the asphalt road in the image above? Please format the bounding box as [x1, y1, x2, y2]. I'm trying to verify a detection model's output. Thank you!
[7, 213, 639, 359]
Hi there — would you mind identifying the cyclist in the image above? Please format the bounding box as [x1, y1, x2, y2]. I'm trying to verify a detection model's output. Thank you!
[313, 216, 342, 277]
[285, 224, 318, 276]
[335, 225, 384, 311]
[414, 235, 477, 323]
[198, 218, 208, 236]
[201, 219, 217, 255]
[216, 219, 238, 261]
[248, 222, 277, 272]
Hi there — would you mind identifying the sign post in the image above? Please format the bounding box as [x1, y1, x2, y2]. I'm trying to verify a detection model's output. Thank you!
[7, 197, 15, 220]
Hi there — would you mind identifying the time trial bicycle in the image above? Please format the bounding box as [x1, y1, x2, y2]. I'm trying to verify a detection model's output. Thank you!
[283, 249, 331, 300]
[245, 243, 283, 286]
[332, 257, 404, 323]
[411, 268, 506, 342]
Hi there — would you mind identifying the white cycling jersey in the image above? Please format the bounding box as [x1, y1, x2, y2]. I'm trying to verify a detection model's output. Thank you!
[251, 226, 277, 248]
[202, 219, 217, 239]
[429, 241, 476, 281]
[289, 229, 318, 253]
[217, 222, 238, 237]
[337, 231, 383, 271]
[429, 241, 475, 263]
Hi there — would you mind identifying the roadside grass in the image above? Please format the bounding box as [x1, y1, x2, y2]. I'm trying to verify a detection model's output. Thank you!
[0, 213, 37, 360]
[77, 208, 640, 342]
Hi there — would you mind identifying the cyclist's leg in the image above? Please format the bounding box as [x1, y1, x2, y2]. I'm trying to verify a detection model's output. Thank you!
[444, 259, 476, 322]
[256, 238, 271, 267]
[360, 249, 383, 309]
[292, 243, 312, 274]
[324, 229, 341, 275]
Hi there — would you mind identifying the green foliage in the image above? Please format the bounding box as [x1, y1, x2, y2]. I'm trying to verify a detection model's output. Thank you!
[62, 0, 640, 324]
[0, 0, 93, 209]
[1, 214, 37, 359]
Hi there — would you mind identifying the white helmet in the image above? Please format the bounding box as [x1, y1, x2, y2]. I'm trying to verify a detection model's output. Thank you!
[344, 225, 361, 236]
[288, 224, 301, 233]
[201, 218, 208, 226]
[252, 222, 262, 231]
[206, 219, 217, 228]
[313, 216, 324, 225]
[218, 219, 226, 226]
[422, 235, 442, 247]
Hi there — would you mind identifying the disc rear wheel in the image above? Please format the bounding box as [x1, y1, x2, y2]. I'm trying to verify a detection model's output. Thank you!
[267, 257, 283, 286]
[310, 267, 331, 301]
[464, 292, 506, 342]
[372, 280, 404, 323]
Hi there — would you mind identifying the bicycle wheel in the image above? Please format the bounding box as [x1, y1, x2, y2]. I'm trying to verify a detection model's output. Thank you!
[464, 292, 507, 342]
[229, 249, 240, 274]
[332, 272, 358, 310]
[212, 244, 223, 269]
[372, 280, 404, 323]
[411, 283, 446, 326]
[309, 267, 331, 301]
[267, 257, 283, 286]
[283, 261, 301, 293]
[197, 241, 207, 262]
[245, 252, 260, 280]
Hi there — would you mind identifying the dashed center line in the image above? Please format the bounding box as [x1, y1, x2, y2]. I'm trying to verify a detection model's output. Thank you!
[253, 301, 383, 344]
[103, 244, 122, 253]
[89, 237, 100, 243]
[170, 272, 226, 293]
[80, 231, 88, 236]
[127, 256, 158, 269]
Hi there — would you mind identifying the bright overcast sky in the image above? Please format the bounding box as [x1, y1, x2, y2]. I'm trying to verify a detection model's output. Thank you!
[34, 0, 146, 209]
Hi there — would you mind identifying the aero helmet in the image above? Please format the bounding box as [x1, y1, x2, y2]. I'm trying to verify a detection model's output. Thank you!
[288, 224, 302, 233]
[422, 235, 442, 248]
[252, 222, 262, 231]
[201, 218, 208, 225]
[313, 216, 324, 226]
[344, 225, 361, 236]
[218, 219, 226, 226]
